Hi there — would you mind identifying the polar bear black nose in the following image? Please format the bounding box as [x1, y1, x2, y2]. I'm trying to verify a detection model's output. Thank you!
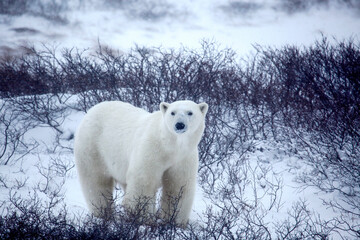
[175, 122, 185, 130]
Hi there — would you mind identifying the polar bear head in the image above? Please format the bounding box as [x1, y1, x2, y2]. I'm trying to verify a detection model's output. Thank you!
[160, 100, 208, 135]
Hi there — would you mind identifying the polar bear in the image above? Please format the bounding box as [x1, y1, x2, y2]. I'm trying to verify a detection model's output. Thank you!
[74, 100, 208, 226]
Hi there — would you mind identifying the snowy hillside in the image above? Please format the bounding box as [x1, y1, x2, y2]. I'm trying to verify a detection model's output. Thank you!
[1, 0, 359, 56]
[0, 0, 359, 239]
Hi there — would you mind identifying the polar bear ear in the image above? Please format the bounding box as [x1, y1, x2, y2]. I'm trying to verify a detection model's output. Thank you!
[160, 102, 170, 114]
[198, 102, 208, 115]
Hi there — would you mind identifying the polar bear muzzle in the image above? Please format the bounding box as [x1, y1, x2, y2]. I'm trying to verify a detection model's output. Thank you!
[175, 122, 186, 133]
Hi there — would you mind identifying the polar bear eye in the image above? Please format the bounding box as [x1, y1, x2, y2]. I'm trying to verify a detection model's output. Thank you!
[171, 112, 175, 116]
[188, 111, 193, 116]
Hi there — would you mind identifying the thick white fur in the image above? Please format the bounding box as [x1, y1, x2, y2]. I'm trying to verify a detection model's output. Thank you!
[74, 100, 208, 226]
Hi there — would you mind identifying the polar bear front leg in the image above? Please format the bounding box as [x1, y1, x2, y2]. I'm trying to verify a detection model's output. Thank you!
[123, 166, 162, 221]
[161, 155, 198, 227]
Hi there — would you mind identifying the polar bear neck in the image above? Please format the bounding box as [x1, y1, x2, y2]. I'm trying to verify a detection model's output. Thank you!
[158, 119, 201, 155]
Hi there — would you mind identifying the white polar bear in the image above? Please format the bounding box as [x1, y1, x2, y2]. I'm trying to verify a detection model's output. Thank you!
[74, 100, 208, 226]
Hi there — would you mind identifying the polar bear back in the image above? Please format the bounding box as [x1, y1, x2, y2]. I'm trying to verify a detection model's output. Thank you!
[74, 101, 160, 185]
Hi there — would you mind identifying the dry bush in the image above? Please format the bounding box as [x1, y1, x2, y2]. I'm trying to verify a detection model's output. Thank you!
[0, 38, 359, 238]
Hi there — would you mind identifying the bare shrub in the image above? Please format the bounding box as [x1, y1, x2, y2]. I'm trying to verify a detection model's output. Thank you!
[0, 100, 37, 165]
[279, 0, 330, 14]
[219, 1, 262, 17]
[0, 38, 359, 238]
[0, 0, 27, 16]
[0, 0, 69, 24]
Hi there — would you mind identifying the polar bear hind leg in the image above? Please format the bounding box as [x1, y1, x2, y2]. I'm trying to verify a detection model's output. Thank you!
[76, 154, 115, 218]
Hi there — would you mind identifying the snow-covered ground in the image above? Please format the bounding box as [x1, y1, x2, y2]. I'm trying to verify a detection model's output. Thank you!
[1, 0, 359, 238]
[1, 0, 359, 57]
[0, 99, 352, 238]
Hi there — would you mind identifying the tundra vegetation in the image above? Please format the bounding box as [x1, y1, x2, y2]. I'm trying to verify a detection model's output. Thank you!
[0, 37, 359, 239]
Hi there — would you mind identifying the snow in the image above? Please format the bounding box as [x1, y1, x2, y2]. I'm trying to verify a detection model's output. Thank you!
[1, 0, 359, 57]
[0, 0, 359, 238]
